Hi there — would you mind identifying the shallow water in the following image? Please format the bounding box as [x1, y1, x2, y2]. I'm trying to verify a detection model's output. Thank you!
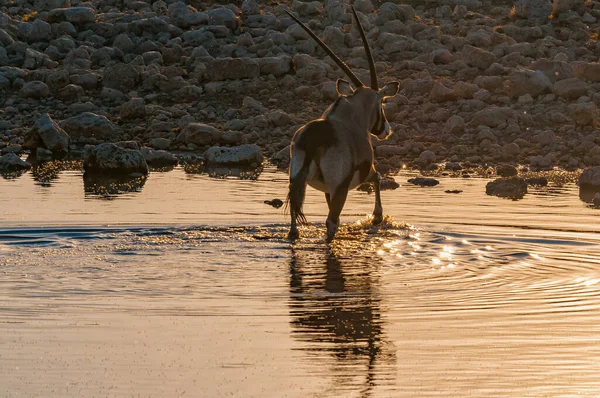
[1, 166, 599, 397]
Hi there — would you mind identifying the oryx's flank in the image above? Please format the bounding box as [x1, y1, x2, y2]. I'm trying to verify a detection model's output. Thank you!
[286, 6, 400, 242]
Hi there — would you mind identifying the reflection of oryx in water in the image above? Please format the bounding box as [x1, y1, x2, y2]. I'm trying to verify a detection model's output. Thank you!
[285, 7, 400, 242]
[288, 244, 395, 395]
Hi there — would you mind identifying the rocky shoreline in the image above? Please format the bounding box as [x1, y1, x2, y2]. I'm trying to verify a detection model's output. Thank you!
[2, 0, 600, 196]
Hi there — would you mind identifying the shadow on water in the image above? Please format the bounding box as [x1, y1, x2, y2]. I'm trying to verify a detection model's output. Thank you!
[83, 173, 147, 199]
[288, 221, 400, 396]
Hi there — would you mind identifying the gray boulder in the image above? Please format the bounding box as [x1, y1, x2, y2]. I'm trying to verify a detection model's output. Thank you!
[553, 78, 588, 99]
[271, 145, 290, 169]
[505, 69, 552, 98]
[177, 123, 220, 146]
[21, 81, 49, 98]
[83, 143, 148, 175]
[486, 177, 527, 199]
[140, 147, 177, 166]
[514, 0, 552, 22]
[0, 153, 31, 171]
[103, 62, 140, 91]
[567, 103, 598, 126]
[462, 45, 496, 70]
[120, 98, 146, 120]
[257, 56, 293, 76]
[205, 58, 260, 81]
[579, 166, 600, 188]
[531, 58, 574, 83]
[205, 144, 263, 166]
[23, 113, 69, 153]
[60, 112, 116, 140]
[207, 8, 240, 30]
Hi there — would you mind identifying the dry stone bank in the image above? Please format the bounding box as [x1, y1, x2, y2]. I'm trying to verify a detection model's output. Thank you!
[1, 0, 600, 173]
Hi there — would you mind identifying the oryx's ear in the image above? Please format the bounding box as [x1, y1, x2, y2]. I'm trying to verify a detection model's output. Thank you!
[378, 82, 400, 99]
[336, 79, 354, 96]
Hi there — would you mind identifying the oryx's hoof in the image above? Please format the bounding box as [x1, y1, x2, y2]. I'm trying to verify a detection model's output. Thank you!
[326, 219, 338, 242]
[372, 214, 383, 225]
[287, 228, 299, 240]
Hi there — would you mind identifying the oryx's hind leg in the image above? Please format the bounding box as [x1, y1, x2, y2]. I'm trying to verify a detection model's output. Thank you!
[287, 148, 308, 240]
[325, 184, 349, 242]
[371, 171, 383, 224]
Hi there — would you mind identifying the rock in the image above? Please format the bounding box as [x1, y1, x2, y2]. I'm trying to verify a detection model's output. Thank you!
[271, 145, 290, 168]
[531, 58, 574, 83]
[49, 7, 96, 25]
[204, 144, 263, 166]
[23, 19, 52, 43]
[0, 153, 31, 171]
[445, 190, 463, 194]
[525, 177, 548, 186]
[36, 147, 53, 162]
[264, 199, 284, 208]
[572, 62, 600, 82]
[267, 110, 291, 127]
[553, 78, 588, 99]
[496, 164, 518, 177]
[23, 113, 69, 153]
[594, 193, 600, 208]
[505, 70, 552, 98]
[486, 177, 527, 198]
[120, 98, 146, 120]
[445, 115, 465, 134]
[579, 166, 600, 189]
[471, 107, 517, 128]
[418, 150, 436, 165]
[113, 33, 134, 53]
[515, 0, 552, 22]
[60, 112, 116, 140]
[430, 82, 456, 102]
[103, 62, 140, 91]
[21, 81, 49, 98]
[380, 176, 399, 190]
[1, 145, 21, 155]
[207, 8, 240, 30]
[148, 138, 171, 150]
[552, 0, 581, 15]
[503, 142, 521, 158]
[140, 147, 177, 166]
[567, 103, 598, 126]
[242, 0, 260, 15]
[354, 0, 375, 14]
[242, 96, 265, 112]
[257, 56, 293, 77]
[177, 123, 220, 146]
[205, 58, 260, 81]
[453, 81, 479, 99]
[462, 45, 496, 70]
[408, 177, 440, 187]
[83, 143, 148, 175]
[220, 131, 243, 145]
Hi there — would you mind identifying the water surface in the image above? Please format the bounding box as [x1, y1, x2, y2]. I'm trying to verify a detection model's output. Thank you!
[1, 166, 599, 397]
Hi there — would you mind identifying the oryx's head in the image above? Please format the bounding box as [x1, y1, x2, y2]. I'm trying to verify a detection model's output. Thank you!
[286, 6, 400, 140]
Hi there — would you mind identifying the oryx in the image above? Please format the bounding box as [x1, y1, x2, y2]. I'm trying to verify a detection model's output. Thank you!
[286, 6, 400, 242]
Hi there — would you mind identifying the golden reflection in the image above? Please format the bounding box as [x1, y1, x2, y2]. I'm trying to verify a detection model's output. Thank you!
[288, 237, 396, 396]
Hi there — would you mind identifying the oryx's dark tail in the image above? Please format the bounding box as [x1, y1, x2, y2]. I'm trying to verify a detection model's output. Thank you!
[286, 167, 309, 226]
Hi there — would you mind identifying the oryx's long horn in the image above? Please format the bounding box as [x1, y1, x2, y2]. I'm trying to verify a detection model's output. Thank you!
[285, 10, 364, 88]
[350, 5, 378, 90]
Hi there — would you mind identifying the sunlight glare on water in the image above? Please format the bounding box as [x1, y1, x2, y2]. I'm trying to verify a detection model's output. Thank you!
[1, 166, 599, 397]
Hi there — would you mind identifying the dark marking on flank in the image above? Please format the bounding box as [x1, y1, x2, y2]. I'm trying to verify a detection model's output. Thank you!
[296, 119, 337, 170]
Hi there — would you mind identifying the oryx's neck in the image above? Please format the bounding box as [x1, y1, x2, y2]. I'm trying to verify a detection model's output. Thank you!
[322, 97, 372, 133]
